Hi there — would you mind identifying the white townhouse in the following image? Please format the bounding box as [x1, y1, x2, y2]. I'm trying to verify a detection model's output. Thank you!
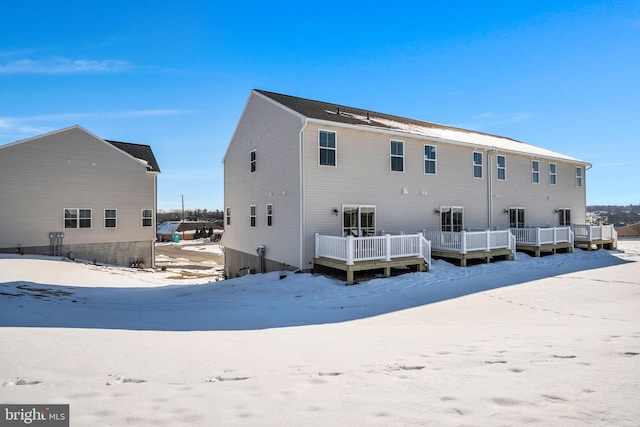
[222, 90, 590, 278]
[0, 125, 160, 267]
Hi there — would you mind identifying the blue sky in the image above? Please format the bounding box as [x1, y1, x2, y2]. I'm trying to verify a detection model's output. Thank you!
[1, 1, 638, 210]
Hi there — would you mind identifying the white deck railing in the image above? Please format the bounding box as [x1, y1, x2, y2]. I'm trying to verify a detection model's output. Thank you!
[510, 226, 574, 246]
[315, 233, 431, 269]
[572, 224, 617, 242]
[422, 229, 516, 258]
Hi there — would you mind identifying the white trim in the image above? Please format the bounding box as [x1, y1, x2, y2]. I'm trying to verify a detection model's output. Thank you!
[497, 154, 506, 181]
[141, 209, 153, 227]
[389, 139, 404, 173]
[318, 129, 337, 167]
[104, 208, 117, 229]
[575, 166, 583, 187]
[266, 203, 273, 227]
[250, 204, 256, 227]
[532, 160, 540, 184]
[424, 144, 437, 175]
[473, 151, 483, 179]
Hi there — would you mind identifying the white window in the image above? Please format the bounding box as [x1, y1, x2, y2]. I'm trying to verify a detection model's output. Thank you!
[226, 207, 231, 226]
[105, 209, 117, 228]
[342, 205, 376, 237]
[473, 152, 483, 178]
[424, 145, 436, 175]
[390, 140, 404, 172]
[497, 155, 506, 180]
[64, 208, 78, 229]
[576, 167, 582, 187]
[549, 163, 557, 185]
[558, 208, 571, 226]
[509, 208, 525, 228]
[64, 208, 91, 229]
[266, 204, 273, 227]
[141, 209, 153, 227]
[250, 205, 256, 227]
[532, 160, 540, 183]
[440, 207, 464, 232]
[250, 150, 256, 173]
[319, 130, 336, 166]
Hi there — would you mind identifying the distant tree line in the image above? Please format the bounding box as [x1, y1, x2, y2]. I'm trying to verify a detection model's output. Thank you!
[587, 205, 640, 227]
[157, 208, 224, 224]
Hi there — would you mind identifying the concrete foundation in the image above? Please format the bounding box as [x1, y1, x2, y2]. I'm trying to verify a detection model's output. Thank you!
[0, 240, 154, 268]
[223, 246, 294, 278]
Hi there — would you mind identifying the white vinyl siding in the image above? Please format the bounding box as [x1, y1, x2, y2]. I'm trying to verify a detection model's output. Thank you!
[497, 155, 506, 181]
[549, 163, 557, 185]
[390, 140, 404, 172]
[473, 152, 483, 179]
[424, 145, 436, 175]
[105, 209, 117, 228]
[318, 130, 336, 166]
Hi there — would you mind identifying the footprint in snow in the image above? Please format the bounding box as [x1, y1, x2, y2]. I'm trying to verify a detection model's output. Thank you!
[2, 378, 42, 386]
[106, 374, 146, 386]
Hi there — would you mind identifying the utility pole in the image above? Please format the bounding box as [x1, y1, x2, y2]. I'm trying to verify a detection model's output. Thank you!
[181, 194, 185, 240]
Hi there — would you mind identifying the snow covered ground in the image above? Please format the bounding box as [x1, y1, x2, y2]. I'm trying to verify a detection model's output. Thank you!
[1, 240, 639, 426]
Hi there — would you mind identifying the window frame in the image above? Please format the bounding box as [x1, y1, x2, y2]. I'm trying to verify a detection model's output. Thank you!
[424, 144, 437, 175]
[576, 166, 583, 187]
[63, 208, 92, 229]
[342, 205, 376, 237]
[473, 152, 483, 179]
[141, 209, 153, 227]
[497, 155, 506, 181]
[64, 208, 78, 229]
[558, 208, 571, 226]
[549, 163, 557, 185]
[318, 129, 337, 167]
[250, 149, 256, 173]
[532, 160, 540, 183]
[390, 140, 404, 172]
[509, 207, 525, 228]
[104, 209, 117, 228]
[440, 206, 464, 232]
[266, 204, 273, 227]
[226, 207, 231, 226]
[250, 205, 256, 227]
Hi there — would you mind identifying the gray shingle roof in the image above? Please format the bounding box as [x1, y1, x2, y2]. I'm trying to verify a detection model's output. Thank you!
[255, 89, 521, 143]
[254, 89, 586, 164]
[106, 140, 161, 172]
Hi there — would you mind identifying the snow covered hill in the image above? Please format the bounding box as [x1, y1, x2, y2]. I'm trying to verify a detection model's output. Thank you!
[1, 240, 639, 426]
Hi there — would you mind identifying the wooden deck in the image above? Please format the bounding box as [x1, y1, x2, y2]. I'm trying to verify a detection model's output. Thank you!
[314, 256, 428, 285]
[430, 248, 514, 267]
[516, 242, 573, 257]
[572, 224, 617, 250]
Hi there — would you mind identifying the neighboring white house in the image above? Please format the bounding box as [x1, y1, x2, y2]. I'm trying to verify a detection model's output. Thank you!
[222, 90, 589, 277]
[0, 125, 160, 267]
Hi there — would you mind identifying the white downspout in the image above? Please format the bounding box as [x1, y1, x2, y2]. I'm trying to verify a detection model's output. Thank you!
[299, 118, 308, 270]
[487, 149, 496, 230]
